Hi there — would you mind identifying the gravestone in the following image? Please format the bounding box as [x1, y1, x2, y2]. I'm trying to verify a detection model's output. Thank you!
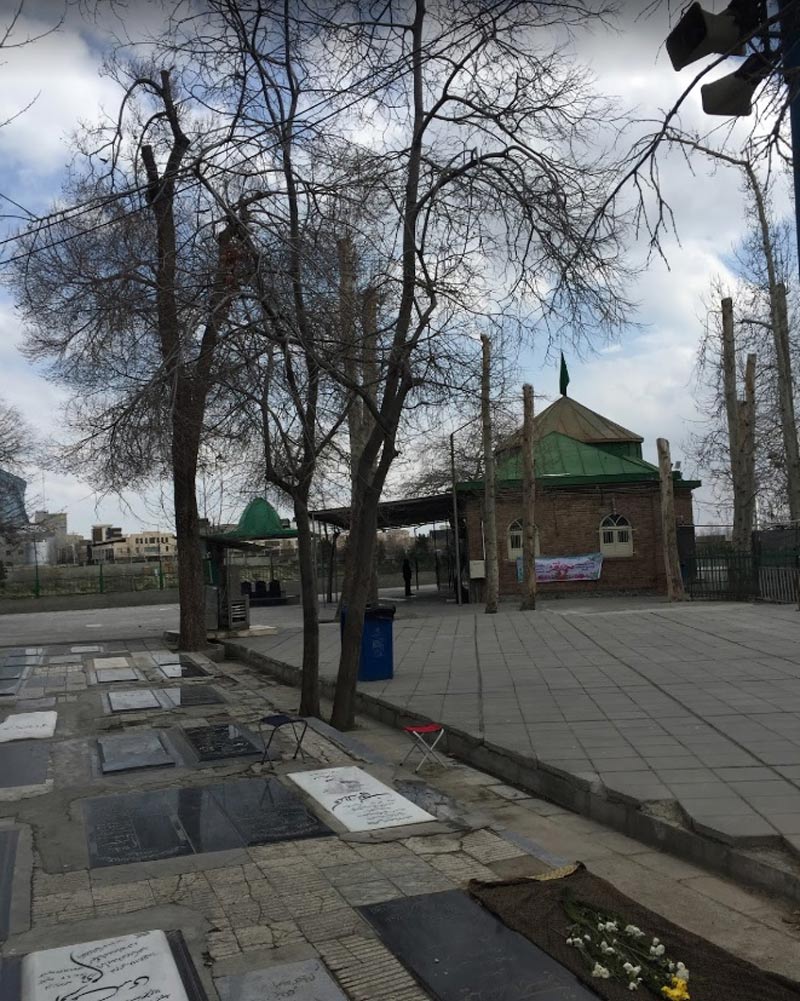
[94, 656, 130, 669]
[84, 790, 193, 867]
[97, 732, 174, 773]
[360, 890, 598, 1001]
[158, 663, 207, 679]
[96, 668, 138, 684]
[0, 666, 23, 681]
[0, 742, 49, 789]
[0, 712, 56, 743]
[163, 686, 223, 708]
[108, 690, 161, 713]
[289, 766, 435, 832]
[159, 786, 246, 855]
[182, 724, 260, 761]
[206, 778, 332, 845]
[3, 657, 38, 668]
[0, 830, 19, 941]
[20, 930, 193, 1001]
[216, 959, 346, 1001]
[71, 645, 102, 653]
[0, 681, 20, 696]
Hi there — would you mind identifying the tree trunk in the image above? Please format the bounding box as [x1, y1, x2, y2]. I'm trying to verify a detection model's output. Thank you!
[738, 353, 757, 550]
[721, 297, 749, 551]
[774, 283, 800, 520]
[173, 401, 206, 650]
[481, 334, 499, 613]
[657, 438, 685, 601]
[331, 482, 380, 730]
[520, 383, 537, 611]
[294, 498, 320, 717]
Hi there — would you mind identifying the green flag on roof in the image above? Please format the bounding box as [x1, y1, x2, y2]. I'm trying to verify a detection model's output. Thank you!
[559, 352, 570, 396]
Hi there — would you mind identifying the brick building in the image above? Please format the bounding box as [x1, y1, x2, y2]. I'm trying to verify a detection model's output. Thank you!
[458, 396, 699, 599]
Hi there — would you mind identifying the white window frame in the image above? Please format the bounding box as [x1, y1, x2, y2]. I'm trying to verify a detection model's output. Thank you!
[507, 520, 539, 559]
[599, 514, 633, 557]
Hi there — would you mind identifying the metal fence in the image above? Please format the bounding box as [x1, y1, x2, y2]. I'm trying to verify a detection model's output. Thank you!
[686, 554, 759, 601]
[687, 532, 799, 604]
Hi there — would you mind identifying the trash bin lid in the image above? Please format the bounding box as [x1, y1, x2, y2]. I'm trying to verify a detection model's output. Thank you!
[365, 601, 396, 619]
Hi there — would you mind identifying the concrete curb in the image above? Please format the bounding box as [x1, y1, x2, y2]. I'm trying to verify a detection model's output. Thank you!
[222, 639, 800, 906]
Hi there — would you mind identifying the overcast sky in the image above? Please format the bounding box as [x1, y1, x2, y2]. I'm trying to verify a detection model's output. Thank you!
[0, 0, 791, 535]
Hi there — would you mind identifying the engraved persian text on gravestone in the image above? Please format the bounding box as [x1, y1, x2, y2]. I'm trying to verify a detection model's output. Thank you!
[216, 959, 347, 1001]
[21, 930, 190, 1001]
[0, 713, 57, 743]
[289, 766, 435, 832]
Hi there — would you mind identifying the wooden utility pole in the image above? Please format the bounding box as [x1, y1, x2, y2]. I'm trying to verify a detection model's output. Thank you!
[657, 438, 685, 601]
[774, 283, 800, 521]
[721, 298, 746, 550]
[481, 334, 499, 613]
[520, 383, 537, 610]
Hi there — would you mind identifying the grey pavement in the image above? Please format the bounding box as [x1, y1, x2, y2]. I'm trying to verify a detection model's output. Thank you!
[235, 599, 800, 856]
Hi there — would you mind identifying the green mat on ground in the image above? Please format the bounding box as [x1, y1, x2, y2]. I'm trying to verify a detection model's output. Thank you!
[469, 864, 798, 1001]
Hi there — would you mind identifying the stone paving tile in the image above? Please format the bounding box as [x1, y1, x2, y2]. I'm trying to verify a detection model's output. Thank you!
[318, 933, 430, 1001]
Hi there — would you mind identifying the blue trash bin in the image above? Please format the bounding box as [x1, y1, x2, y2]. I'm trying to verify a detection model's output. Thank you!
[341, 602, 396, 682]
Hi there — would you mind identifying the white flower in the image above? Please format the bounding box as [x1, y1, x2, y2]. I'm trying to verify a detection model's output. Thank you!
[591, 963, 611, 979]
[652, 938, 660, 946]
[650, 944, 666, 957]
[628, 983, 639, 992]
[668, 962, 675, 972]
[676, 962, 690, 981]
[599, 941, 615, 955]
[606, 921, 618, 931]
[584, 934, 591, 942]
[624, 924, 644, 939]
[597, 922, 606, 932]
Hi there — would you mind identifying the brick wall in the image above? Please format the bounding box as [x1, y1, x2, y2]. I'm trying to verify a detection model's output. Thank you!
[463, 481, 696, 597]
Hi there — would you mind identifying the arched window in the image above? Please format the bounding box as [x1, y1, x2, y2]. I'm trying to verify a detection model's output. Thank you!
[508, 520, 539, 559]
[599, 514, 633, 557]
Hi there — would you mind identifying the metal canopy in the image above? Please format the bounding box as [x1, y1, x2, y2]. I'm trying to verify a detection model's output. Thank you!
[312, 492, 454, 530]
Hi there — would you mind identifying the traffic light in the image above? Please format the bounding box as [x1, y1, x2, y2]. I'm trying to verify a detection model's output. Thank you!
[666, 1, 765, 72]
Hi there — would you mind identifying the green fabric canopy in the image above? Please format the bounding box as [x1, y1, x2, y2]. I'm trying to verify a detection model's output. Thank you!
[219, 497, 298, 541]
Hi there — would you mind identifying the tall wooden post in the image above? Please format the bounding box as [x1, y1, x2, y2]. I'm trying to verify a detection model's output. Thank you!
[657, 438, 685, 601]
[520, 383, 537, 610]
[774, 283, 800, 521]
[481, 334, 499, 613]
[738, 353, 757, 550]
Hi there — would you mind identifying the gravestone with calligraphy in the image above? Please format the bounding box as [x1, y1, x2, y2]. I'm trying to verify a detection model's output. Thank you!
[164, 686, 224, 708]
[182, 724, 261, 761]
[360, 890, 598, 1001]
[20, 930, 195, 1001]
[97, 732, 175, 774]
[108, 690, 161, 713]
[289, 766, 435, 832]
[216, 959, 346, 1001]
[158, 662, 208, 679]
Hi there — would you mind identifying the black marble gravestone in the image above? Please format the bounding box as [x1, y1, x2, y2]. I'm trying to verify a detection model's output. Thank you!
[163, 686, 224, 708]
[182, 724, 261, 761]
[0, 742, 49, 788]
[360, 890, 599, 1001]
[0, 830, 19, 941]
[206, 778, 332, 845]
[0, 665, 23, 681]
[84, 791, 194, 867]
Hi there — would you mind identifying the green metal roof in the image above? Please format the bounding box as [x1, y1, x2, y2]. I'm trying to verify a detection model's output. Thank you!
[220, 497, 298, 541]
[496, 432, 659, 483]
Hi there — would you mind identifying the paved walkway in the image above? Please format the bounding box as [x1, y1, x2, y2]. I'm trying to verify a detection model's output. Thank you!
[237, 600, 800, 855]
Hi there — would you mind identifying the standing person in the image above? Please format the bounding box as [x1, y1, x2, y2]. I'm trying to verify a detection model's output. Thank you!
[402, 558, 413, 597]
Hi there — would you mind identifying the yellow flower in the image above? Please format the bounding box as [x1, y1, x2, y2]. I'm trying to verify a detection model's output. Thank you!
[661, 977, 691, 1001]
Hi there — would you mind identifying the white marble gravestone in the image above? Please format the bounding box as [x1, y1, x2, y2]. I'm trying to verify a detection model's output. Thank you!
[71, 645, 102, 653]
[0, 712, 57, 743]
[216, 959, 347, 1001]
[94, 656, 130, 669]
[290, 766, 435, 832]
[21, 930, 190, 1001]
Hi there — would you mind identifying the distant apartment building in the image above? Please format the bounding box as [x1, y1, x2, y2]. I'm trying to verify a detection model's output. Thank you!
[91, 531, 177, 563]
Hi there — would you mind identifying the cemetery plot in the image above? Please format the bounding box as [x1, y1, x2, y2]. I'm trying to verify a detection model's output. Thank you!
[19, 930, 204, 1001]
[95, 668, 139, 684]
[205, 777, 332, 845]
[290, 766, 435, 832]
[182, 723, 261, 761]
[158, 662, 208, 679]
[0, 712, 56, 743]
[162, 686, 224, 708]
[83, 777, 332, 867]
[215, 959, 347, 1001]
[0, 830, 19, 941]
[360, 889, 598, 1001]
[0, 742, 49, 789]
[97, 732, 175, 774]
[108, 690, 162, 713]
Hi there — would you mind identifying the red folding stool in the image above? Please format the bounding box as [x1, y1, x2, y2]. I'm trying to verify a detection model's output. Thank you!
[400, 722, 447, 772]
